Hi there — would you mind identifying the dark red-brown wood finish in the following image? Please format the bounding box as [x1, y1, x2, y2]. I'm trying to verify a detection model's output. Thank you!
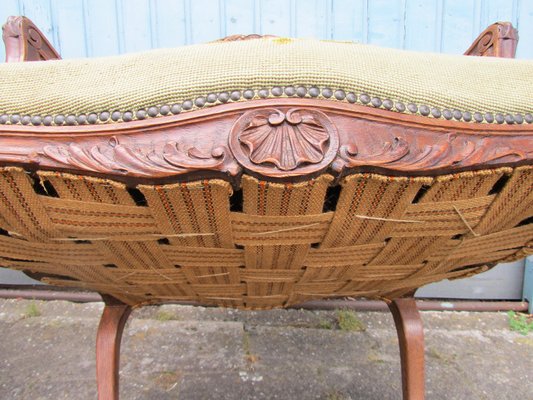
[464, 21, 518, 58]
[0, 100, 531, 186]
[2, 15, 61, 62]
[389, 298, 425, 400]
[0, 20, 531, 188]
[96, 296, 132, 400]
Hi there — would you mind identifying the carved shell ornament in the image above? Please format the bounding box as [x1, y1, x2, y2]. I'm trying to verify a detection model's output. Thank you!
[241, 109, 329, 170]
[229, 108, 339, 177]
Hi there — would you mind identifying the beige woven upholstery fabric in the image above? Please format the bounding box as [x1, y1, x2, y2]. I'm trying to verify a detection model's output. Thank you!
[0, 37, 533, 116]
[0, 167, 530, 309]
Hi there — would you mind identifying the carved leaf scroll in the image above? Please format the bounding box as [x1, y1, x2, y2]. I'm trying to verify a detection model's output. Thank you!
[1, 100, 532, 182]
[40, 137, 232, 178]
[335, 120, 532, 173]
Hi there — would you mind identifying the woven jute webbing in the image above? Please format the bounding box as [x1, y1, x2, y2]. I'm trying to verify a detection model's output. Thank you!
[0, 167, 531, 309]
[1, 37, 533, 116]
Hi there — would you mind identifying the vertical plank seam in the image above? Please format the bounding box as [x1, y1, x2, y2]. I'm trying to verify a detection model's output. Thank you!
[149, 0, 157, 49]
[363, 0, 369, 43]
[219, 0, 227, 38]
[472, 0, 481, 43]
[436, 0, 444, 52]
[184, 0, 192, 44]
[326, 0, 333, 40]
[290, 0, 296, 37]
[512, 0, 519, 27]
[479, 0, 486, 33]
[401, 0, 407, 49]
[81, 0, 91, 57]
[48, 0, 61, 54]
[115, 0, 125, 54]
[254, 0, 261, 34]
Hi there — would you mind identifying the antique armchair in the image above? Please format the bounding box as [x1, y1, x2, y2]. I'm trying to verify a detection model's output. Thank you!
[0, 16, 531, 400]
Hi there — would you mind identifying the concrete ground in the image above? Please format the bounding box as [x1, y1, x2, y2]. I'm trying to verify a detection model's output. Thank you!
[0, 299, 531, 400]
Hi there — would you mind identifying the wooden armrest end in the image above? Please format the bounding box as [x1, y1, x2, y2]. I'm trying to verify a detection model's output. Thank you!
[464, 21, 518, 58]
[2, 15, 61, 62]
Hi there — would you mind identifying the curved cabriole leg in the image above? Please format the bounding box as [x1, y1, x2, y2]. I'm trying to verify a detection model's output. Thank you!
[388, 298, 425, 400]
[96, 296, 132, 400]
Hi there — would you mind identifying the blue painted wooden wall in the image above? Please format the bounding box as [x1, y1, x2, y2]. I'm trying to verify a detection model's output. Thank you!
[1, 0, 532, 62]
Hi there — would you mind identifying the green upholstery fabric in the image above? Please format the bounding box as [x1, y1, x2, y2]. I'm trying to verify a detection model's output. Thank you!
[0, 37, 532, 118]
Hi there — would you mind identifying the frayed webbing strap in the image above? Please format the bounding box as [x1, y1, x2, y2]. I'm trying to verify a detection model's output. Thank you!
[0, 167, 530, 309]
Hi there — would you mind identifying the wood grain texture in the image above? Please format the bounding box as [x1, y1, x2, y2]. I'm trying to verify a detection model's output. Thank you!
[96, 297, 131, 400]
[389, 298, 425, 400]
[216, 33, 276, 41]
[464, 21, 518, 57]
[2, 15, 60, 62]
[0, 99, 531, 184]
[229, 107, 338, 177]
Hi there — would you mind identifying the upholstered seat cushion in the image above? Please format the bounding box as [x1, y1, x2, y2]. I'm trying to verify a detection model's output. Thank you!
[0, 37, 532, 123]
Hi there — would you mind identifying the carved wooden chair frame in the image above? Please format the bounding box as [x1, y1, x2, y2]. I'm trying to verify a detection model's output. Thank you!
[0, 16, 530, 400]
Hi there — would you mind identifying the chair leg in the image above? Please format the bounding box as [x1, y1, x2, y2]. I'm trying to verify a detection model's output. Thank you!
[96, 296, 132, 400]
[388, 298, 425, 400]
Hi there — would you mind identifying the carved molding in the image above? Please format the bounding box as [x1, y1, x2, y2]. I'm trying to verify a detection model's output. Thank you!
[35, 136, 239, 178]
[332, 120, 531, 174]
[240, 109, 329, 170]
[0, 99, 532, 183]
[216, 34, 276, 42]
[464, 21, 518, 58]
[229, 108, 339, 177]
[2, 16, 61, 62]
